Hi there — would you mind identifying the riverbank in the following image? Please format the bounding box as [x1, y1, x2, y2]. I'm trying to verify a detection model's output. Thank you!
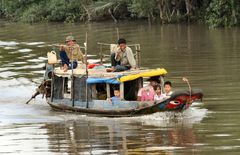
[0, 0, 239, 27]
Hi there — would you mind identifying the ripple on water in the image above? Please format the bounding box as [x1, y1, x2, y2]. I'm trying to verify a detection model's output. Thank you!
[18, 48, 33, 53]
[0, 41, 19, 46]
[10, 62, 27, 65]
[0, 67, 10, 72]
[21, 42, 45, 46]
[27, 59, 45, 63]
[0, 71, 18, 78]
[0, 78, 33, 88]
[4, 46, 18, 50]
[2, 63, 45, 71]
[211, 134, 232, 137]
[38, 57, 48, 60]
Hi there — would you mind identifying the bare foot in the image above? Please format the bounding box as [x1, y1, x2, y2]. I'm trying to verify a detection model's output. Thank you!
[106, 67, 115, 72]
[63, 64, 68, 72]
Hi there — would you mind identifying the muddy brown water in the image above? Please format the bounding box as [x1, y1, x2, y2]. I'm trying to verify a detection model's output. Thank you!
[0, 21, 240, 154]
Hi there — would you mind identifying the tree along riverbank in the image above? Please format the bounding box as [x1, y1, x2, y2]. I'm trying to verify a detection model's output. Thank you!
[0, 0, 239, 27]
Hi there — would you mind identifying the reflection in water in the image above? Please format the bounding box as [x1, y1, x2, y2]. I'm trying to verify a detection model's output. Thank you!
[0, 94, 207, 154]
[43, 112, 201, 155]
[1, 21, 240, 154]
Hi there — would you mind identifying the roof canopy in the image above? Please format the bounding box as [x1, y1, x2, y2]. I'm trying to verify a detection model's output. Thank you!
[87, 77, 120, 84]
[54, 67, 167, 84]
[86, 68, 167, 84]
[118, 68, 167, 83]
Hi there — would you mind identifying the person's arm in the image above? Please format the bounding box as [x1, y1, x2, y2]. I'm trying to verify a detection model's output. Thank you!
[59, 44, 66, 51]
[114, 49, 121, 61]
[75, 45, 84, 62]
[106, 97, 113, 104]
[126, 47, 136, 68]
[137, 88, 142, 101]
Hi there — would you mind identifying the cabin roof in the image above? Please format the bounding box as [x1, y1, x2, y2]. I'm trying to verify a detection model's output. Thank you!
[54, 67, 167, 83]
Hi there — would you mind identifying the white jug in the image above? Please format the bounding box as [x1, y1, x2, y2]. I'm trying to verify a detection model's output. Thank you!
[47, 51, 57, 64]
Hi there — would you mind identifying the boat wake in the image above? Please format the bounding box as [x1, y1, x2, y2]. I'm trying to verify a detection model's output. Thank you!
[56, 102, 208, 127]
[135, 106, 208, 127]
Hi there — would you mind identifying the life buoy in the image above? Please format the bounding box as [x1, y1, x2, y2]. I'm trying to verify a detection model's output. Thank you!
[170, 100, 181, 105]
[166, 100, 181, 109]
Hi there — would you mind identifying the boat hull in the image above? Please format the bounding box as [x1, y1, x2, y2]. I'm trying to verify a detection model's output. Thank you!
[46, 89, 203, 117]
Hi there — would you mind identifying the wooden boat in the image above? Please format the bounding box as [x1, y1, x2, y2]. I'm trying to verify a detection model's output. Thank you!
[44, 67, 203, 117]
[41, 43, 203, 117]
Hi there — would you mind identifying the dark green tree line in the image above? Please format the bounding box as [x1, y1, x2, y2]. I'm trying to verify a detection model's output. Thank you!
[0, 0, 239, 27]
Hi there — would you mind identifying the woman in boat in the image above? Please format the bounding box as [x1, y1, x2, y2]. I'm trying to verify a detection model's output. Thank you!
[108, 38, 136, 72]
[137, 77, 159, 101]
[59, 35, 84, 72]
[154, 84, 166, 101]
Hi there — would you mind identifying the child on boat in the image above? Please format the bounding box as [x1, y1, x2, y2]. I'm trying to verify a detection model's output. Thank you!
[111, 89, 121, 102]
[163, 81, 173, 96]
[154, 84, 166, 101]
[108, 87, 121, 103]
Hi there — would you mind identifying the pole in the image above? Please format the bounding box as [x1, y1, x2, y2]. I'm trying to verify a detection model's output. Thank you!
[182, 77, 192, 101]
[100, 44, 103, 64]
[71, 46, 75, 107]
[136, 44, 141, 69]
[85, 32, 89, 108]
[116, 27, 119, 40]
[50, 65, 55, 102]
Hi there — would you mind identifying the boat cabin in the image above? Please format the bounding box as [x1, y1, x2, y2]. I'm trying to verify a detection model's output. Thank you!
[51, 68, 167, 100]
[41, 42, 203, 116]
[46, 42, 167, 110]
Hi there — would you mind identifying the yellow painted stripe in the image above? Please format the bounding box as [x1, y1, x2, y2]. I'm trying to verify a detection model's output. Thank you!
[119, 68, 167, 82]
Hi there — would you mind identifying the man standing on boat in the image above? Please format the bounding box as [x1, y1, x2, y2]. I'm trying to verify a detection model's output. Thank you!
[109, 38, 136, 72]
[59, 35, 84, 72]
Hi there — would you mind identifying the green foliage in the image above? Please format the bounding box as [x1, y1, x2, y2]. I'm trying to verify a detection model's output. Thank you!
[92, 0, 129, 21]
[46, 0, 82, 23]
[129, 0, 155, 19]
[0, 0, 83, 23]
[21, 2, 48, 23]
[0, 0, 239, 27]
[205, 0, 239, 27]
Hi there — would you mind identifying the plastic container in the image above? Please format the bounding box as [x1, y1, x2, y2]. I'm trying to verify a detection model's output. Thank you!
[47, 51, 57, 64]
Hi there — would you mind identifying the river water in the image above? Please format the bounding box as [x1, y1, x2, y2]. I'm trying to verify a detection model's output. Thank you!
[0, 20, 240, 154]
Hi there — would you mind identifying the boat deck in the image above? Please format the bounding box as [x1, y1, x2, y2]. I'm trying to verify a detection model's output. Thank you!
[54, 67, 150, 78]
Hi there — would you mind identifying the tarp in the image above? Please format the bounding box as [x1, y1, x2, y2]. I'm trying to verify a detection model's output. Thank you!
[87, 77, 120, 84]
[85, 68, 167, 84]
[118, 68, 167, 83]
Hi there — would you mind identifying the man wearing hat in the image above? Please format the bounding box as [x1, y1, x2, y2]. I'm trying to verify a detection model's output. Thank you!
[59, 35, 84, 72]
[137, 76, 160, 101]
[109, 38, 136, 72]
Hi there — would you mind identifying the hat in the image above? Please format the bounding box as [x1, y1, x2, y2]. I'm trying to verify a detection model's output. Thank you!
[117, 38, 126, 45]
[65, 36, 76, 42]
[147, 76, 160, 83]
